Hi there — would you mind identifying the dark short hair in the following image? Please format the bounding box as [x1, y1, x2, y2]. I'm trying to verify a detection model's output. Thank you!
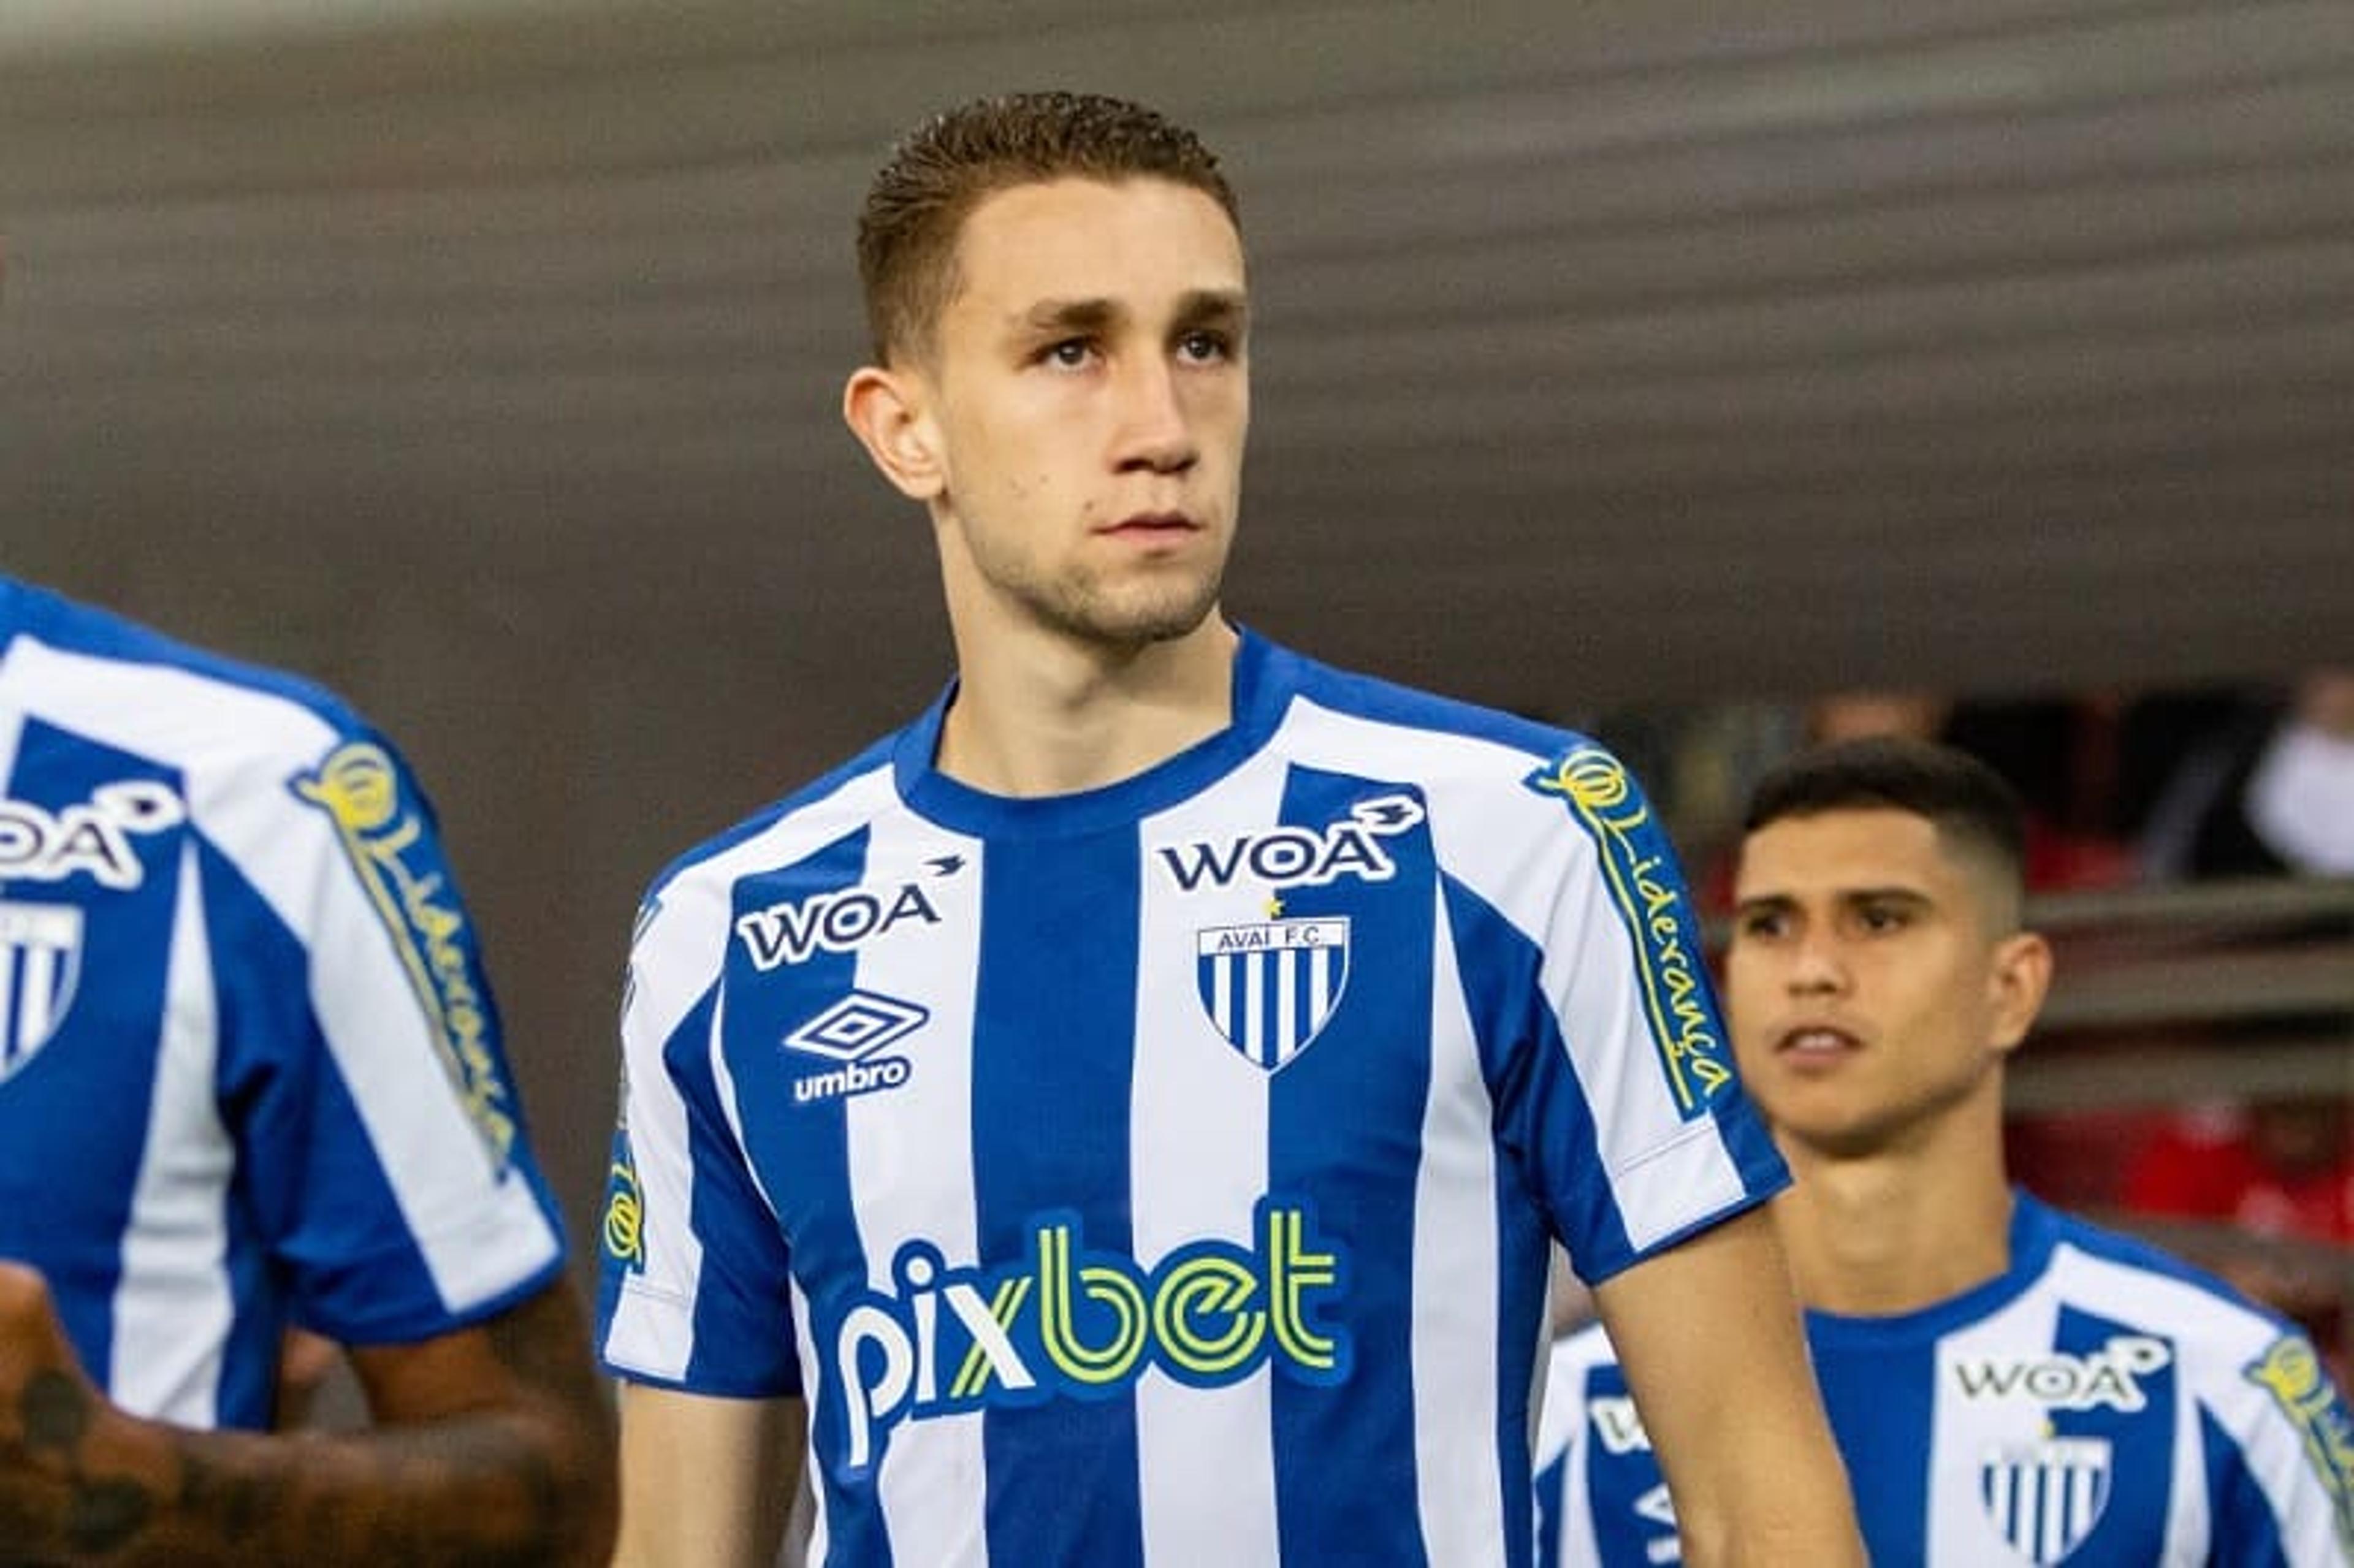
[856, 91, 1239, 366]
[1745, 736, 2028, 906]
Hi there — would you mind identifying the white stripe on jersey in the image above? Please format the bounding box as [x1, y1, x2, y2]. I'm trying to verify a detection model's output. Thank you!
[1411, 881, 1507, 1563]
[853, 818, 988, 1568]
[1132, 755, 1287, 1566]
[1926, 1286, 2077, 1562]
[110, 837, 234, 1423]
[12, 636, 559, 1312]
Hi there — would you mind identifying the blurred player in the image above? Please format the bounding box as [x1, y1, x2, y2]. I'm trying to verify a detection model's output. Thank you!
[1534, 736, 2353, 1565]
[1, 573, 615, 1562]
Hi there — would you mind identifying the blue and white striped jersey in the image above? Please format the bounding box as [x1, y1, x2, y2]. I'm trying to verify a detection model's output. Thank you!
[0, 576, 566, 1429]
[599, 631, 1786, 1566]
[1534, 1192, 2354, 1567]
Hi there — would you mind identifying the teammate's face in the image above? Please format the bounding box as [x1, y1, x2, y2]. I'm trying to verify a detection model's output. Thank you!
[889, 177, 1249, 653]
[1721, 807, 2044, 1159]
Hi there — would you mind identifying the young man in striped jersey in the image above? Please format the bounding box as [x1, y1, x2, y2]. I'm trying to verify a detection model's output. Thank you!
[597, 91, 1863, 1567]
[1534, 736, 2354, 1565]
[0, 576, 616, 1561]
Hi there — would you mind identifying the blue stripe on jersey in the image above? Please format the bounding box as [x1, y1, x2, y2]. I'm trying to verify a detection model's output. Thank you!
[973, 828, 1145, 1566]
[1438, 876, 1632, 1283]
[1811, 1325, 1935, 1564]
[714, 831, 877, 1558]
[0, 720, 183, 1400]
[196, 832, 435, 1350]
[2053, 1303, 2176, 1563]
[192, 835, 352, 1414]
[666, 982, 801, 1394]
[1267, 766, 1431, 1567]
[2201, 1404, 2293, 1568]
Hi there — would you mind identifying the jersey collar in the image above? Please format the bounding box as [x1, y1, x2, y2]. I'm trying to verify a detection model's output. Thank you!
[893, 628, 1286, 839]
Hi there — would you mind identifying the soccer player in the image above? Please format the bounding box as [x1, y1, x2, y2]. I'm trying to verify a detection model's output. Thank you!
[0, 574, 616, 1562]
[1533, 736, 2354, 1566]
[597, 91, 1863, 1567]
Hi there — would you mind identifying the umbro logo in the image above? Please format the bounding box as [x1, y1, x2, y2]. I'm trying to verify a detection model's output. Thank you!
[786, 990, 926, 1106]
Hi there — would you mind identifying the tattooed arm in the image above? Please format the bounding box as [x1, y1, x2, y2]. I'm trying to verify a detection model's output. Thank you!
[0, 1262, 617, 1567]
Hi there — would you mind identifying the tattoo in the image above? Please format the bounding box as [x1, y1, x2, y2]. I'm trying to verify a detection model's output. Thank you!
[6, 1369, 157, 1559]
[64, 1476, 151, 1553]
[178, 1450, 270, 1545]
[185, 1283, 611, 1564]
[20, 1370, 92, 1455]
[4, 1284, 612, 1566]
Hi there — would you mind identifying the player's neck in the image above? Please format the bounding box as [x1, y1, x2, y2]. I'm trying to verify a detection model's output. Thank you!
[1773, 1115, 2016, 1317]
[938, 615, 1239, 797]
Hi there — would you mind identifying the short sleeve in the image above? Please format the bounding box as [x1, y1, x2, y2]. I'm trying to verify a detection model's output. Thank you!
[596, 877, 801, 1395]
[218, 728, 566, 1341]
[1476, 741, 1788, 1282]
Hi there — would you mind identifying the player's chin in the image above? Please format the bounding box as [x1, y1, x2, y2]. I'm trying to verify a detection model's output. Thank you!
[1770, 1105, 1894, 1160]
[1089, 577, 1225, 646]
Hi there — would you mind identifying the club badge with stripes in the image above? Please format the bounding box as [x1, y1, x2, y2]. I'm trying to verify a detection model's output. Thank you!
[1979, 1436, 2112, 1564]
[1195, 916, 1349, 1071]
[0, 900, 83, 1079]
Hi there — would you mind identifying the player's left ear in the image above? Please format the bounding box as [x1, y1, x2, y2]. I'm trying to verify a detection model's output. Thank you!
[843, 364, 946, 501]
[1985, 930, 2052, 1055]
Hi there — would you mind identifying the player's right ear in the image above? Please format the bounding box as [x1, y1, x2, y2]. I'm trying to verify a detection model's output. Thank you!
[843, 365, 945, 502]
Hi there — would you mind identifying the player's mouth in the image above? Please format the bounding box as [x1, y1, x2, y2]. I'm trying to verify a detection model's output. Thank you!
[1774, 1024, 1862, 1063]
[1099, 509, 1199, 538]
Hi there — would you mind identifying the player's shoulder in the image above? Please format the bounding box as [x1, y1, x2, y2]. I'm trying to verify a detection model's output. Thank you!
[1268, 638, 1569, 759]
[2029, 1195, 2304, 1355]
[638, 728, 903, 918]
[3, 576, 385, 769]
[1261, 637, 1632, 798]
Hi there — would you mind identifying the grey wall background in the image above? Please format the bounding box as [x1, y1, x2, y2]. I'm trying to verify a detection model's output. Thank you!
[6, 0, 2352, 1279]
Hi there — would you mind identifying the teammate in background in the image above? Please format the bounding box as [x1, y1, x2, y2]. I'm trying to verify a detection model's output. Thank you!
[594, 91, 1862, 1567]
[1534, 736, 2354, 1566]
[0, 575, 616, 1563]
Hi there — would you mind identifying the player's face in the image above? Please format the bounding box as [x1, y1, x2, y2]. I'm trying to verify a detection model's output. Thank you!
[916, 177, 1249, 653]
[1721, 808, 2036, 1159]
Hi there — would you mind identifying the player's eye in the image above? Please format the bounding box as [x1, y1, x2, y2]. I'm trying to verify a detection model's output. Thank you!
[1175, 329, 1232, 364]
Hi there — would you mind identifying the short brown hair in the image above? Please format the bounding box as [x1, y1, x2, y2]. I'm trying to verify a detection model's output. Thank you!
[856, 91, 1240, 365]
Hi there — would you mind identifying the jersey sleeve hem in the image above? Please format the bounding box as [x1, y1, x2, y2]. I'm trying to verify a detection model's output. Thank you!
[292, 1195, 568, 1344]
[1572, 1122, 1792, 1287]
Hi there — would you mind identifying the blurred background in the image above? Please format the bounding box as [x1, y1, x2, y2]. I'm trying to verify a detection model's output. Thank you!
[4, 0, 2348, 1374]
